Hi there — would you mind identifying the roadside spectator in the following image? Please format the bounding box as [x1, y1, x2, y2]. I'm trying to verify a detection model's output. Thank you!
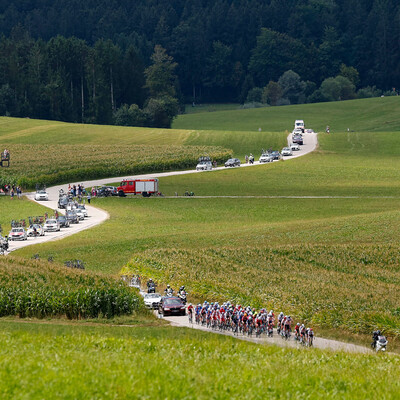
[87, 192, 91, 204]
[10, 189, 14, 199]
[17, 186, 22, 199]
[245, 155, 248, 164]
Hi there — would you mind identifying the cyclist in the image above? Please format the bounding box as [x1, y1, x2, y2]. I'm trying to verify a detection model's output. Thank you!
[187, 303, 194, 323]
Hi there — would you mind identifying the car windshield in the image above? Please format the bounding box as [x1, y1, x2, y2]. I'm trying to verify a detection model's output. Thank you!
[164, 298, 183, 306]
[145, 293, 160, 298]
[38, 191, 46, 194]
[13, 228, 23, 232]
[46, 220, 56, 224]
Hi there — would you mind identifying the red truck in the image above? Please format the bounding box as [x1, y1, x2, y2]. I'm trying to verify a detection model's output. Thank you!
[117, 178, 159, 197]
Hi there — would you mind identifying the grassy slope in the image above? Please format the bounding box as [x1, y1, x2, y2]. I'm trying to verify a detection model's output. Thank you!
[0, 196, 50, 233]
[1, 320, 399, 400]
[174, 96, 400, 132]
[159, 131, 400, 197]
[0, 116, 287, 160]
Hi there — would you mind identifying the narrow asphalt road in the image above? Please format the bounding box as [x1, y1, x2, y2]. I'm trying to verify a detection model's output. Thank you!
[8, 131, 317, 253]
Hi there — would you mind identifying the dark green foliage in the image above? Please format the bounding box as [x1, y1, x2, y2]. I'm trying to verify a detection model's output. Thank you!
[0, 1, 399, 108]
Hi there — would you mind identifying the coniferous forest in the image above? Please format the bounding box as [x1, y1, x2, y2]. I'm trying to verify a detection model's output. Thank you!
[0, 0, 399, 127]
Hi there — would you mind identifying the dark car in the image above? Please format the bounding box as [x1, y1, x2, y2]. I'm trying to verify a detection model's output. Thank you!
[158, 296, 186, 316]
[292, 134, 303, 145]
[57, 215, 70, 228]
[58, 196, 68, 209]
[224, 158, 241, 168]
[96, 186, 117, 197]
[66, 210, 79, 224]
[270, 151, 281, 160]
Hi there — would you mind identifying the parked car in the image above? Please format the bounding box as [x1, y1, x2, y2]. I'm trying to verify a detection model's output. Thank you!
[143, 293, 162, 309]
[66, 210, 79, 224]
[158, 296, 186, 316]
[57, 215, 70, 228]
[292, 134, 303, 145]
[43, 219, 60, 232]
[281, 147, 293, 156]
[35, 190, 48, 201]
[259, 153, 274, 163]
[27, 224, 45, 237]
[290, 143, 300, 151]
[58, 196, 68, 209]
[77, 204, 88, 217]
[196, 160, 212, 171]
[9, 227, 27, 241]
[270, 151, 281, 160]
[224, 158, 241, 167]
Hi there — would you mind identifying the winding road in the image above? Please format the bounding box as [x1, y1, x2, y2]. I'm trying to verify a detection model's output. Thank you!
[5, 131, 376, 354]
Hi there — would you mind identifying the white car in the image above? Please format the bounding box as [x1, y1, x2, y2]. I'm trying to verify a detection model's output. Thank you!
[143, 293, 162, 309]
[259, 153, 274, 163]
[292, 128, 303, 136]
[74, 209, 85, 220]
[196, 161, 212, 171]
[35, 190, 48, 201]
[9, 227, 27, 241]
[281, 147, 293, 156]
[27, 224, 45, 237]
[43, 219, 61, 232]
[77, 205, 88, 217]
[290, 143, 300, 151]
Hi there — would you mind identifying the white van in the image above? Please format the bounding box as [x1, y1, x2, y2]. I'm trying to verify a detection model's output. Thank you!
[295, 120, 305, 131]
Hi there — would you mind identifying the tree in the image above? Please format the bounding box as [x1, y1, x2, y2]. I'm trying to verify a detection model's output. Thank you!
[262, 81, 283, 106]
[114, 104, 146, 127]
[246, 87, 262, 103]
[144, 96, 179, 128]
[339, 64, 360, 88]
[278, 70, 306, 104]
[145, 45, 177, 98]
[319, 76, 355, 101]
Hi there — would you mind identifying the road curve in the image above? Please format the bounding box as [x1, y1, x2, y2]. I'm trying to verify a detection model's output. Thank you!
[5, 130, 381, 354]
[8, 131, 317, 253]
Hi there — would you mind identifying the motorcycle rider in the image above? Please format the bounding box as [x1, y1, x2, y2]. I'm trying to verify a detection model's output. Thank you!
[372, 330, 381, 349]
[164, 284, 173, 296]
[147, 278, 156, 293]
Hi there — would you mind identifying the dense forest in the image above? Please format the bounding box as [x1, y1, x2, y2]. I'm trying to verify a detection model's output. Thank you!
[0, 0, 399, 126]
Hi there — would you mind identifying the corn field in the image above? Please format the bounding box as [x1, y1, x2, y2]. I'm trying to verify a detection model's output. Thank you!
[0, 144, 232, 188]
[0, 256, 144, 319]
[123, 243, 400, 338]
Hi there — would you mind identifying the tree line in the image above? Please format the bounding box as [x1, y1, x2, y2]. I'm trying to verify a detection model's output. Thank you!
[0, 0, 399, 126]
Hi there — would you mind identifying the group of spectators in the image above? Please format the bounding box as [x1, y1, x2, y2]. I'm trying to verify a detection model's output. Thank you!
[1, 184, 22, 199]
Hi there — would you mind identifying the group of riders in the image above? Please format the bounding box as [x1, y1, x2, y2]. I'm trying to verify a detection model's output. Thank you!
[187, 302, 314, 346]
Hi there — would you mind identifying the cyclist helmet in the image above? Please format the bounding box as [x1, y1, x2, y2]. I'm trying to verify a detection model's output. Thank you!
[377, 330, 381, 335]
[296, 323, 300, 326]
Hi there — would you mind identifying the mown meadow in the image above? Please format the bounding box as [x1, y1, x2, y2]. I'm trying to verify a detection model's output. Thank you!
[0, 320, 399, 400]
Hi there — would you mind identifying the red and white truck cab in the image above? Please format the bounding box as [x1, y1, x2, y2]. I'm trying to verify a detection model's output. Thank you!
[117, 178, 159, 197]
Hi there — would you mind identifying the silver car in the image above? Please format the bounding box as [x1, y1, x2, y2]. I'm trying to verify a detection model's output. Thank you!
[43, 219, 61, 232]
[259, 153, 274, 163]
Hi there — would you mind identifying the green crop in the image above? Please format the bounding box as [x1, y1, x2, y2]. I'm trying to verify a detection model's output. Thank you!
[0, 256, 144, 319]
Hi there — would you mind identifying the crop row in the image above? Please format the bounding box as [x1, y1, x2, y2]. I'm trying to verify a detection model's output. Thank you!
[0, 256, 144, 319]
[122, 243, 400, 337]
[0, 144, 232, 188]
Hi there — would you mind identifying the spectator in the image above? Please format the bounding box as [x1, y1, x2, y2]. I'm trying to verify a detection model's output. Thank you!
[87, 192, 91, 204]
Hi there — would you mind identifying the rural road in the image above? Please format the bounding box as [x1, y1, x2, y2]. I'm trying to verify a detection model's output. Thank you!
[8, 131, 318, 253]
[162, 315, 372, 354]
[5, 129, 380, 353]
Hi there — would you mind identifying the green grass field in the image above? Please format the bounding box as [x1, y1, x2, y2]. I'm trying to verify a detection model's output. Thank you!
[3, 98, 400, 396]
[174, 96, 400, 132]
[0, 320, 399, 400]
